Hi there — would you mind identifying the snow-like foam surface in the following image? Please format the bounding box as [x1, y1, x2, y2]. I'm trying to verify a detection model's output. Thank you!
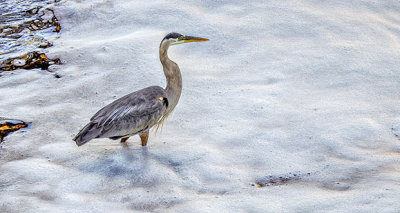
[1, 0, 400, 211]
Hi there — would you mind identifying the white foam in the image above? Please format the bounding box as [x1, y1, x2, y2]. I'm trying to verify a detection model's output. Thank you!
[1, 0, 400, 211]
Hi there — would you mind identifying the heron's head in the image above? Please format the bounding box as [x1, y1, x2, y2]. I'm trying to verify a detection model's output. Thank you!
[161, 32, 208, 46]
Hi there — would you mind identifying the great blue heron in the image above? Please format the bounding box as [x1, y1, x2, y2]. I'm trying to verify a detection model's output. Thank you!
[73, 32, 208, 146]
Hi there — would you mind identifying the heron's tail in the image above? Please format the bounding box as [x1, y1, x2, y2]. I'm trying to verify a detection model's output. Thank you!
[73, 122, 99, 146]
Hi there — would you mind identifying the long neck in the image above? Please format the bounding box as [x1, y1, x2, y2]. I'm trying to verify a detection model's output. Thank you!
[159, 41, 182, 114]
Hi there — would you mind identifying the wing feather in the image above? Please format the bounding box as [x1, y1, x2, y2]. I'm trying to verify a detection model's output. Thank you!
[74, 86, 168, 145]
[95, 86, 167, 136]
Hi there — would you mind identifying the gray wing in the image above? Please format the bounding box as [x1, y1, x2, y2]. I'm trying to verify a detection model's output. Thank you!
[74, 86, 168, 146]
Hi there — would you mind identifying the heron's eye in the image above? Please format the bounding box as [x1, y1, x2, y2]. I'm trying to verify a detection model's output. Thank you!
[178, 36, 185, 41]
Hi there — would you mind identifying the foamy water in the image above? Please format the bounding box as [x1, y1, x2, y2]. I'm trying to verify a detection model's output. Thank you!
[1, 0, 400, 212]
[0, 0, 60, 59]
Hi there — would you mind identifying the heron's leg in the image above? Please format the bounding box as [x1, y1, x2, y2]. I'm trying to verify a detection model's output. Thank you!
[121, 137, 129, 143]
[139, 130, 149, 146]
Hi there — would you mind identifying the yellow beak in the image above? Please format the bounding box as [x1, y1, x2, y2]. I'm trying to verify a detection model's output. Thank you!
[183, 36, 209, 43]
